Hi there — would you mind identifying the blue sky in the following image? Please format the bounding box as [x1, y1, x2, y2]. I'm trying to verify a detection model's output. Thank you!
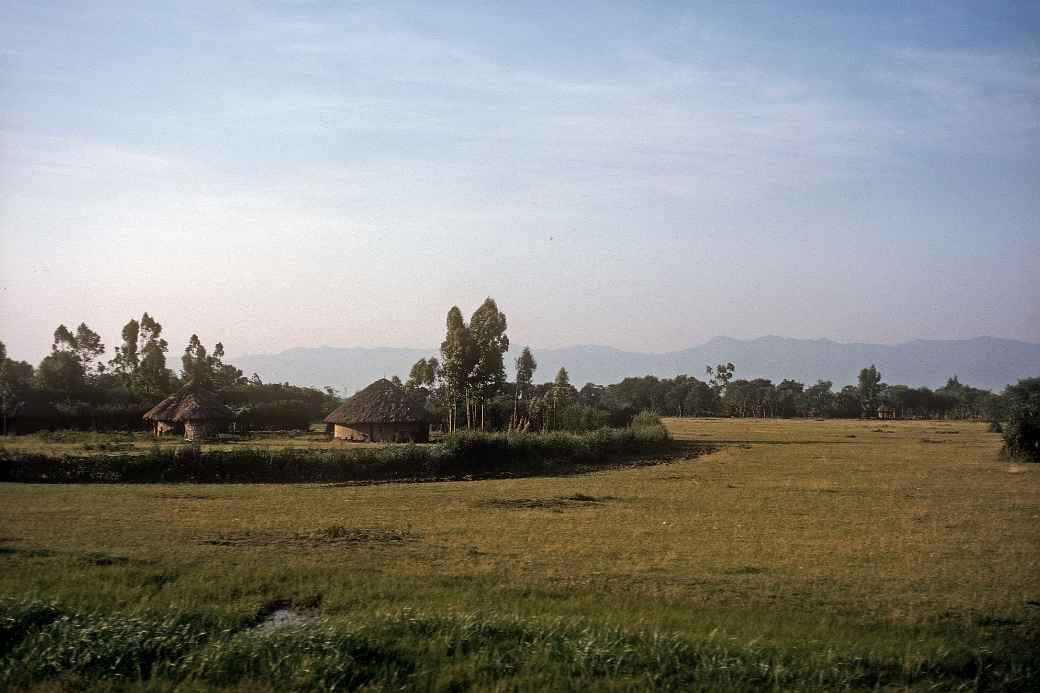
[1, 1, 1038, 364]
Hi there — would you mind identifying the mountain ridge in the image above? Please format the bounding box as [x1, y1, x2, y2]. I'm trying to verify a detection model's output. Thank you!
[231, 336, 1040, 395]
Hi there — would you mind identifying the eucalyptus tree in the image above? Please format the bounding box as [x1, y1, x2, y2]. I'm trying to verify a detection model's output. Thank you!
[706, 362, 735, 394]
[438, 306, 473, 432]
[550, 367, 571, 430]
[512, 346, 537, 429]
[109, 318, 140, 384]
[468, 298, 509, 430]
[136, 313, 170, 395]
[73, 323, 105, 376]
[858, 365, 883, 415]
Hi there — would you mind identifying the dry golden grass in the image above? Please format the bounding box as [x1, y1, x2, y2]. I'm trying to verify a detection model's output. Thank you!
[0, 417, 1037, 657]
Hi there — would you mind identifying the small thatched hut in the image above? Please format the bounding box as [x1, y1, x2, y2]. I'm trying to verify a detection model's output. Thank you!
[324, 378, 429, 443]
[142, 395, 181, 437]
[173, 390, 233, 441]
[143, 385, 233, 441]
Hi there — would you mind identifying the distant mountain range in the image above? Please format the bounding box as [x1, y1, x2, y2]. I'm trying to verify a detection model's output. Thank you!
[232, 336, 1040, 395]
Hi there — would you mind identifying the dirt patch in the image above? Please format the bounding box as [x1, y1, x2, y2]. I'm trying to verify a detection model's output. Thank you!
[481, 494, 616, 511]
[202, 526, 415, 548]
[920, 438, 946, 444]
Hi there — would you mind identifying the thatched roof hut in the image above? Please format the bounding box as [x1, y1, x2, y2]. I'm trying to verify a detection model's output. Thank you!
[324, 378, 429, 443]
[143, 394, 182, 436]
[143, 395, 180, 423]
[143, 384, 232, 441]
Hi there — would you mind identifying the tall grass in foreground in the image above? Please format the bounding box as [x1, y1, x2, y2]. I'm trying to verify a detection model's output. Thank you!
[2, 600, 1034, 691]
[0, 423, 682, 483]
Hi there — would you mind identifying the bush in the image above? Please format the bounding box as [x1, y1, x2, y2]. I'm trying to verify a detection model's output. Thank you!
[630, 410, 662, 428]
[1002, 378, 1040, 463]
[1003, 407, 1039, 463]
[0, 425, 681, 484]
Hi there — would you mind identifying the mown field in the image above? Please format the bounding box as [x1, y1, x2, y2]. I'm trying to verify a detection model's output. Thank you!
[1, 418, 1038, 690]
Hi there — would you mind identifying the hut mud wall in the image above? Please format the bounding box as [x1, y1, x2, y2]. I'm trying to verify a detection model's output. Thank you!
[333, 423, 428, 443]
[154, 421, 177, 437]
[184, 420, 225, 442]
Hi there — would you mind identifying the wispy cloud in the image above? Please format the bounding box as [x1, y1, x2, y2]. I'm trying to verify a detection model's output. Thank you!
[871, 47, 1040, 154]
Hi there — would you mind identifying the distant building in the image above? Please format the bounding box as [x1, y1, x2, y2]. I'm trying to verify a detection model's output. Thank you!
[324, 378, 430, 443]
[143, 384, 233, 441]
[877, 405, 897, 420]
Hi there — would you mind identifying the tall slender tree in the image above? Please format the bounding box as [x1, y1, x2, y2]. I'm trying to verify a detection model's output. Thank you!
[73, 323, 105, 376]
[512, 346, 537, 429]
[109, 318, 140, 384]
[551, 367, 571, 430]
[136, 313, 170, 395]
[468, 298, 509, 430]
[438, 306, 473, 433]
[181, 334, 211, 386]
[858, 365, 883, 415]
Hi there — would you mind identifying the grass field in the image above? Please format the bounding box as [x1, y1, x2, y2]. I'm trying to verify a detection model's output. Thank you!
[1, 418, 1038, 690]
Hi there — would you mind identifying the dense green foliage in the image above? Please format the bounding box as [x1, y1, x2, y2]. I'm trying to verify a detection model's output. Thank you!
[1002, 377, 1040, 463]
[0, 424, 678, 484]
[2, 599, 1033, 692]
[0, 315, 339, 434]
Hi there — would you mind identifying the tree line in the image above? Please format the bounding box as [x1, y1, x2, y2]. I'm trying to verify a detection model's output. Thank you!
[2, 300, 1034, 437]
[394, 300, 1019, 433]
[0, 314, 339, 434]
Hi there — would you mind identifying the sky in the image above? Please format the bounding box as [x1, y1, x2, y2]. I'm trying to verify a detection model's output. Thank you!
[1, 1, 1038, 365]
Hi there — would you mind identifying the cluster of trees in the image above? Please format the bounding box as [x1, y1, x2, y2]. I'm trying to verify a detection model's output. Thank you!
[0, 314, 339, 434]
[398, 299, 604, 432]
[2, 300, 1033, 440]
[393, 302, 1016, 434]
[394, 300, 1012, 434]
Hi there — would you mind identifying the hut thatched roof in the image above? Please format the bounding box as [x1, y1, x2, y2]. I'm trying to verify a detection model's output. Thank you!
[324, 379, 429, 425]
[172, 390, 233, 422]
[143, 385, 232, 423]
[142, 395, 181, 422]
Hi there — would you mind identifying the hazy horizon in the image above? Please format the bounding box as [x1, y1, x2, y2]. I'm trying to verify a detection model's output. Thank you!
[3, 2, 1039, 365]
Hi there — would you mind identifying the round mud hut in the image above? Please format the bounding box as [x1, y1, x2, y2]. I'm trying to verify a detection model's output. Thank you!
[173, 390, 233, 441]
[324, 378, 430, 443]
[143, 386, 233, 442]
[142, 395, 181, 437]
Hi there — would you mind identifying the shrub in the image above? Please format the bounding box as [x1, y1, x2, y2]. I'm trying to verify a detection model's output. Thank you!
[1003, 408, 1039, 463]
[631, 410, 662, 428]
[1001, 378, 1040, 463]
[0, 425, 681, 484]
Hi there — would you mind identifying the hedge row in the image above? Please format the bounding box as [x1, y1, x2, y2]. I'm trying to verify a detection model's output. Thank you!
[0, 425, 682, 484]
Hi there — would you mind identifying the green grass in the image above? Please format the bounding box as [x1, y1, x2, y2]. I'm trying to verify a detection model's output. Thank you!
[1, 418, 1037, 690]
[4, 599, 1030, 691]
